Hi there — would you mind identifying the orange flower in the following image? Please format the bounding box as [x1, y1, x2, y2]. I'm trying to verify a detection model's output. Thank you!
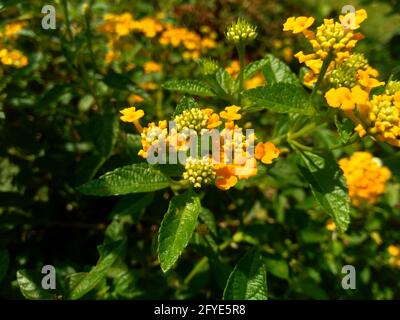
[128, 94, 144, 104]
[215, 165, 238, 190]
[255, 142, 280, 164]
[232, 158, 258, 179]
[144, 61, 162, 74]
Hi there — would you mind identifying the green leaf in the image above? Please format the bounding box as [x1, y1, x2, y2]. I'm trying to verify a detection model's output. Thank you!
[163, 80, 215, 97]
[0, 249, 9, 282]
[223, 249, 267, 300]
[297, 151, 351, 232]
[334, 116, 355, 144]
[173, 96, 198, 116]
[69, 240, 124, 300]
[243, 83, 314, 115]
[215, 68, 234, 95]
[158, 191, 201, 272]
[77, 163, 170, 196]
[17, 270, 54, 300]
[265, 258, 289, 280]
[262, 54, 300, 85]
[243, 57, 269, 80]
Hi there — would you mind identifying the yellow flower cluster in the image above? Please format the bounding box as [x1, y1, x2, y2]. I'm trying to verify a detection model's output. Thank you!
[388, 245, 400, 268]
[286, 10, 400, 147]
[159, 24, 216, 61]
[98, 12, 216, 63]
[339, 152, 391, 206]
[283, 10, 367, 87]
[0, 21, 28, 68]
[225, 60, 265, 89]
[98, 13, 163, 38]
[119, 105, 280, 190]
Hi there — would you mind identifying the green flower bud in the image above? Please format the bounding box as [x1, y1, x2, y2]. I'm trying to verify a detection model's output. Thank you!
[174, 108, 208, 132]
[199, 58, 219, 76]
[182, 157, 216, 188]
[330, 53, 368, 87]
[225, 18, 257, 44]
[385, 80, 400, 95]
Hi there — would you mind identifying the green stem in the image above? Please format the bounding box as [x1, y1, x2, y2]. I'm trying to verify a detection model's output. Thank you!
[288, 139, 314, 152]
[237, 44, 245, 105]
[83, 2, 96, 70]
[311, 50, 334, 101]
[288, 122, 318, 140]
[61, 0, 74, 42]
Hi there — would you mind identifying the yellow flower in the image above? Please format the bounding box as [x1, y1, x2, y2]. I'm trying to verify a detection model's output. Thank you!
[357, 68, 384, 90]
[0, 48, 28, 68]
[326, 220, 336, 231]
[325, 86, 368, 110]
[244, 73, 265, 90]
[120, 107, 144, 123]
[339, 9, 368, 30]
[220, 105, 242, 122]
[226, 60, 241, 79]
[144, 61, 162, 74]
[388, 245, 400, 257]
[283, 16, 315, 34]
[3, 21, 26, 38]
[339, 152, 391, 206]
[120, 107, 145, 133]
[254, 142, 280, 164]
[139, 82, 158, 90]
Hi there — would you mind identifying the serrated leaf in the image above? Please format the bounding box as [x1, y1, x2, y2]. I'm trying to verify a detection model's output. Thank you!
[69, 240, 124, 300]
[17, 270, 54, 300]
[262, 54, 300, 85]
[163, 80, 215, 97]
[297, 151, 350, 232]
[223, 249, 267, 300]
[158, 191, 201, 272]
[243, 83, 314, 115]
[173, 96, 198, 116]
[0, 249, 9, 282]
[77, 163, 170, 196]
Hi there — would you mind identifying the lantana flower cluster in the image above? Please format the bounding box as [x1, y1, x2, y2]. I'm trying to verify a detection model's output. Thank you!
[119, 105, 280, 190]
[0, 21, 28, 68]
[284, 10, 400, 148]
[339, 152, 391, 206]
[98, 12, 216, 63]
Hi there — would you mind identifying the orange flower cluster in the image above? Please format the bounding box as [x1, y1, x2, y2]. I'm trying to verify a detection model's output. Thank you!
[0, 21, 28, 68]
[159, 24, 216, 60]
[339, 152, 391, 206]
[283, 10, 367, 87]
[98, 12, 216, 63]
[119, 105, 280, 190]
